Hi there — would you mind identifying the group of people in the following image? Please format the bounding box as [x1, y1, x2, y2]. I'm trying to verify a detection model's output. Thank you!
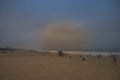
[58, 51, 118, 65]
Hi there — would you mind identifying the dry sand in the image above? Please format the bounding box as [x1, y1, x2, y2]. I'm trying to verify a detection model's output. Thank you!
[0, 52, 120, 80]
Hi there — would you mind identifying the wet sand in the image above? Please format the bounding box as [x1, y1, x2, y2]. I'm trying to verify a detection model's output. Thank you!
[0, 52, 120, 80]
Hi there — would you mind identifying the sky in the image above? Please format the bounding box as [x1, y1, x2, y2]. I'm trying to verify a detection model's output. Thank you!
[0, 0, 120, 50]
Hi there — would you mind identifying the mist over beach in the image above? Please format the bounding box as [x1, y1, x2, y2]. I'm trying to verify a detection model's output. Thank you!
[0, 0, 120, 80]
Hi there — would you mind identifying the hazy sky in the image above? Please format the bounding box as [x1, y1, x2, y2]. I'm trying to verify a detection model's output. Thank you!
[0, 0, 120, 50]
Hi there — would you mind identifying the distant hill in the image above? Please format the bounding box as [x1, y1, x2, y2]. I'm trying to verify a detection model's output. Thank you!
[0, 47, 19, 51]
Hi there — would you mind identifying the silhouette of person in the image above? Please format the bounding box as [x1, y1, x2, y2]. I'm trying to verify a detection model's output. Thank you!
[97, 54, 102, 59]
[58, 50, 64, 57]
[82, 57, 85, 61]
[112, 54, 117, 65]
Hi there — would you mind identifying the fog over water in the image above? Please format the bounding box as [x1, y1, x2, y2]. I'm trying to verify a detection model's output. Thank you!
[39, 22, 89, 50]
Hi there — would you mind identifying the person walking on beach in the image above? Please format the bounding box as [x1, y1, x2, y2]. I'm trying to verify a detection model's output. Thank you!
[97, 54, 102, 59]
[82, 57, 85, 61]
[58, 50, 64, 57]
[112, 54, 117, 65]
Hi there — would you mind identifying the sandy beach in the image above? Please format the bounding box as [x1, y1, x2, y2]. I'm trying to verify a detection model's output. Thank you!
[0, 51, 120, 80]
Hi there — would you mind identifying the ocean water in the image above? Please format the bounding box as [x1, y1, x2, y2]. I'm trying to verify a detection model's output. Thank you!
[40, 50, 120, 56]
